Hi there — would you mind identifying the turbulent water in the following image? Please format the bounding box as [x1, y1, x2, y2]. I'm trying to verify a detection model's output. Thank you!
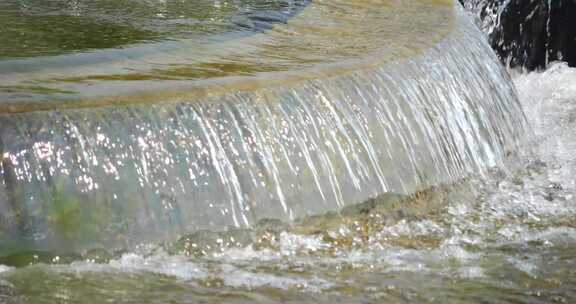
[0, 64, 574, 303]
[0, 1, 574, 303]
[0, 63, 573, 304]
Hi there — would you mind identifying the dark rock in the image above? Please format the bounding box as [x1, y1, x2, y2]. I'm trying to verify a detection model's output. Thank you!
[460, 0, 576, 70]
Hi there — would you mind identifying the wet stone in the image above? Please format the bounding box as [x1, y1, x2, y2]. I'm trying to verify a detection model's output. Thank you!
[461, 0, 576, 70]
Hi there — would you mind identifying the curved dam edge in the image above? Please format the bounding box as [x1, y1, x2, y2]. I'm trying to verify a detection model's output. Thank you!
[0, 0, 454, 113]
[0, 3, 528, 255]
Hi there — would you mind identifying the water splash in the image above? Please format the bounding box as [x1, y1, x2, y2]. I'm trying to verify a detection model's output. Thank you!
[0, 5, 529, 254]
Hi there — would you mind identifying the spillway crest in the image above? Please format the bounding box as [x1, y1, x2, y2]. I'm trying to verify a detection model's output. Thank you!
[0, 0, 528, 254]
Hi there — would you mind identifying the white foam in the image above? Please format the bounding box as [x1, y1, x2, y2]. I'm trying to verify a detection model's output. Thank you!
[0, 265, 12, 274]
[379, 219, 445, 238]
[220, 264, 333, 292]
[66, 252, 207, 281]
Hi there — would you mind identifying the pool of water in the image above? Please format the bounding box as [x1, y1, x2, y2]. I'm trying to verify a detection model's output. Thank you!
[0, 0, 452, 109]
[0, 0, 309, 59]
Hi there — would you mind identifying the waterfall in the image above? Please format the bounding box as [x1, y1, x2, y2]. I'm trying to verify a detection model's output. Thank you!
[0, 1, 528, 254]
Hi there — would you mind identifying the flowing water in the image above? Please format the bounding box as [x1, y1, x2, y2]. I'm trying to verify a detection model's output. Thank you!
[0, 62, 572, 304]
[0, 0, 574, 303]
[0, 1, 527, 253]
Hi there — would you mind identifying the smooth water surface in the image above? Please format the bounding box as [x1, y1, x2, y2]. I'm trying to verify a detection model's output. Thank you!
[0, 0, 452, 108]
[0, 0, 308, 59]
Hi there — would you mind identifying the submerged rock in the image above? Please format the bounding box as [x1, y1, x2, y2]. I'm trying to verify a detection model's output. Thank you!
[460, 0, 576, 70]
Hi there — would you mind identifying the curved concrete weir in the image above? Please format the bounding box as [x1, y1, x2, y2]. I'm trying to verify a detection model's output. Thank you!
[0, 0, 452, 111]
[0, 0, 528, 255]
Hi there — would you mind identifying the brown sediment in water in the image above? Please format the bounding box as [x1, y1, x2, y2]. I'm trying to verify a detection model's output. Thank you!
[168, 185, 455, 259]
[0, 183, 452, 266]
